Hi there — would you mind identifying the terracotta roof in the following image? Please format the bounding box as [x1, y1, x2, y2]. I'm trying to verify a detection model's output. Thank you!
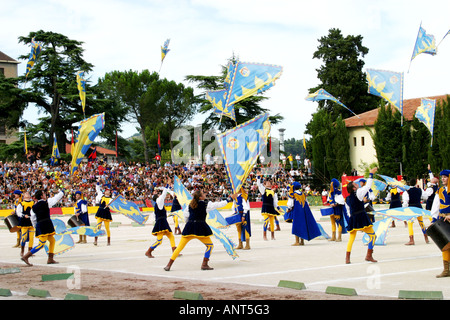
[0, 51, 19, 63]
[65, 144, 117, 155]
[344, 94, 449, 128]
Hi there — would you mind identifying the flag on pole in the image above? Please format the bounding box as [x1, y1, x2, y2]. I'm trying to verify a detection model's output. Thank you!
[76, 71, 87, 116]
[24, 131, 28, 155]
[159, 39, 170, 72]
[157, 131, 161, 155]
[115, 130, 118, 157]
[25, 37, 43, 79]
[108, 195, 149, 225]
[216, 113, 271, 194]
[305, 88, 359, 117]
[414, 98, 436, 146]
[206, 89, 236, 122]
[411, 24, 437, 62]
[366, 68, 404, 120]
[50, 133, 60, 166]
[70, 113, 105, 175]
[224, 61, 283, 108]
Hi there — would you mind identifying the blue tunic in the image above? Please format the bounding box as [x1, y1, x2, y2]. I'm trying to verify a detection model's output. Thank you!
[289, 190, 321, 241]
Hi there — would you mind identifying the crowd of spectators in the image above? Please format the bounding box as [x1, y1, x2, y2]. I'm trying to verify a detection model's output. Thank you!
[0, 156, 321, 210]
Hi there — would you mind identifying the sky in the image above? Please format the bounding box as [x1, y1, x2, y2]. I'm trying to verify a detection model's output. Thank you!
[1, 0, 449, 141]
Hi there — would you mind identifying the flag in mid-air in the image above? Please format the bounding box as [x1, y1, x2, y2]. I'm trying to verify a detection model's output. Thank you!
[108, 195, 149, 225]
[25, 37, 43, 79]
[216, 113, 271, 194]
[305, 88, 359, 117]
[224, 61, 282, 108]
[206, 89, 236, 122]
[366, 68, 404, 117]
[414, 98, 436, 146]
[411, 24, 437, 62]
[50, 133, 60, 166]
[70, 113, 105, 175]
[76, 71, 87, 115]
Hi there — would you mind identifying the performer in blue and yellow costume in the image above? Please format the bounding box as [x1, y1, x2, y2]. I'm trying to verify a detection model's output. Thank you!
[145, 185, 177, 258]
[21, 186, 67, 266]
[74, 190, 89, 244]
[327, 178, 348, 242]
[164, 190, 235, 271]
[169, 193, 182, 235]
[402, 178, 429, 245]
[16, 192, 35, 257]
[430, 169, 450, 277]
[287, 182, 321, 246]
[94, 182, 113, 246]
[386, 185, 402, 227]
[344, 168, 378, 264]
[12, 190, 23, 248]
[232, 187, 252, 250]
[257, 175, 283, 241]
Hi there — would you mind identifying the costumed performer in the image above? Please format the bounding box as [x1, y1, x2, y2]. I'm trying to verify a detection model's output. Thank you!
[327, 178, 348, 242]
[287, 182, 321, 246]
[425, 165, 439, 213]
[74, 190, 89, 244]
[344, 167, 378, 264]
[145, 183, 178, 258]
[430, 170, 450, 277]
[385, 185, 402, 227]
[16, 192, 35, 257]
[169, 192, 182, 235]
[402, 178, 429, 245]
[94, 181, 113, 246]
[21, 185, 69, 266]
[12, 190, 23, 248]
[164, 190, 236, 271]
[231, 187, 251, 250]
[358, 179, 375, 223]
[256, 175, 283, 241]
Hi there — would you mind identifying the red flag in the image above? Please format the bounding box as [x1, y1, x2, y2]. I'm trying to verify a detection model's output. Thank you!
[157, 131, 161, 155]
[341, 175, 364, 198]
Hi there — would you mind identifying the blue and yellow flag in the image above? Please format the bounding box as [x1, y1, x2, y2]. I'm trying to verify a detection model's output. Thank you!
[23, 131, 28, 155]
[25, 37, 43, 79]
[225, 61, 282, 107]
[206, 89, 236, 122]
[50, 133, 60, 166]
[305, 88, 359, 117]
[76, 71, 87, 115]
[411, 24, 437, 62]
[216, 113, 271, 194]
[366, 69, 404, 116]
[70, 113, 105, 175]
[161, 39, 170, 63]
[415, 98, 436, 146]
[108, 195, 149, 225]
[378, 174, 409, 192]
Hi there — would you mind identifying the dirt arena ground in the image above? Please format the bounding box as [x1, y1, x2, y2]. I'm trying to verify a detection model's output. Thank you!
[1, 204, 448, 305]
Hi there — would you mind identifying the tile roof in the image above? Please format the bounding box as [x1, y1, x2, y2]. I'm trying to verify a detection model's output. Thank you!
[344, 94, 449, 128]
[0, 51, 19, 63]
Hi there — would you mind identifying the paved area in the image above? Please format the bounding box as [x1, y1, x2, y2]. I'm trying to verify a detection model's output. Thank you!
[1, 204, 448, 299]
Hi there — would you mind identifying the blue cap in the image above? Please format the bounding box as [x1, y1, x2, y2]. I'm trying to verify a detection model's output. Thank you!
[13, 190, 22, 195]
[440, 170, 450, 176]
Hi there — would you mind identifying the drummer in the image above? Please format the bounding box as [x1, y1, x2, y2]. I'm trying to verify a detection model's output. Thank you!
[12, 190, 23, 248]
[430, 169, 450, 278]
[74, 190, 89, 244]
[16, 192, 35, 257]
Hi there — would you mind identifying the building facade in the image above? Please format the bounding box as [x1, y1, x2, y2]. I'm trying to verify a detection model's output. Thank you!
[0, 51, 20, 144]
[344, 94, 449, 174]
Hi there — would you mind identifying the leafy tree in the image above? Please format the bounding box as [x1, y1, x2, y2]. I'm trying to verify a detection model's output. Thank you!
[309, 28, 380, 120]
[371, 103, 403, 176]
[0, 30, 127, 157]
[429, 96, 450, 170]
